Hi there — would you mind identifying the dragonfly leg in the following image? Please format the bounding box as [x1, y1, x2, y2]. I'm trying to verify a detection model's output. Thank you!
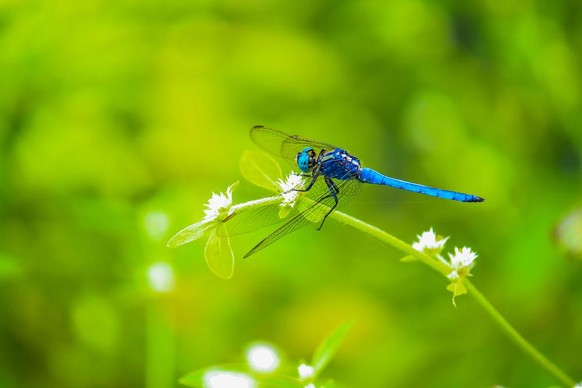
[292, 173, 319, 193]
[327, 178, 340, 195]
[316, 177, 339, 230]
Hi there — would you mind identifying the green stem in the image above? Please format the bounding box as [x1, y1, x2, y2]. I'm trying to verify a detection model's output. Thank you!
[146, 296, 175, 388]
[231, 195, 280, 212]
[329, 210, 576, 387]
[329, 211, 450, 275]
[464, 280, 575, 387]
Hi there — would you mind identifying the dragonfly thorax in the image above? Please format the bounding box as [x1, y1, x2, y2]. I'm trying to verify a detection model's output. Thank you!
[296, 147, 317, 173]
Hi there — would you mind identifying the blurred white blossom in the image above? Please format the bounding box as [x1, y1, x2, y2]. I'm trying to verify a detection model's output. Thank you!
[203, 370, 255, 388]
[298, 363, 315, 380]
[447, 246, 477, 280]
[412, 228, 449, 255]
[246, 343, 280, 373]
[445, 246, 478, 306]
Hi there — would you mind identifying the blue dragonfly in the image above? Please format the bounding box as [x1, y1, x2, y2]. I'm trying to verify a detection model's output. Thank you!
[230, 126, 483, 257]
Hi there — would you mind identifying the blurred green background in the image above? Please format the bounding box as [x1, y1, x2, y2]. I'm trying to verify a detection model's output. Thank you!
[1, 0, 581, 387]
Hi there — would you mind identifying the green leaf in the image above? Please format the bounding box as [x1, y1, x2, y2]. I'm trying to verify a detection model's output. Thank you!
[311, 320, 353, 376]
[447, 280, 467, 307]
[240, 150, 283, 192]
[166, 220, 210, 247]
[204, 224, 234, 279]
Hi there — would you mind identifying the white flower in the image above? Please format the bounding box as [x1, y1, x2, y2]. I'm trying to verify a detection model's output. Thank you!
[447, 246, 477, 279]
[412, 228, 449, 255]
[298, 363, 315, 380]
[574, 382, 582, 388]
[203, 182, 236, 222]
[277, 172, 304, 208]
[167, 182, 239, 250]
[167, 182, 239, 279]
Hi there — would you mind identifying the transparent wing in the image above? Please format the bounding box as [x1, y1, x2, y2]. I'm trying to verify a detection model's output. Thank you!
[250, 125, 337, 161]
[227, 127, 362, 256]
[218, 127, 337, 238]
[243, 173, 363, 258]
[218, 172, 347, 237]
[218, 197, 299, 237]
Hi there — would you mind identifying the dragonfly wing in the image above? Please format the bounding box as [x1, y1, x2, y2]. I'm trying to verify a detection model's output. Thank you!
[217, 172, 340, 238]
[218, 174, 333, 238]
[250, 125, 337, 161]
[243, 173, 363, 258]
[217, 198, 300, 237]
[243, 191, 337, 258]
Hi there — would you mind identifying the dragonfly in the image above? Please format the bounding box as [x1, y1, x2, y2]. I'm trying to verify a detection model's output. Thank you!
[230, 125, 483, 258]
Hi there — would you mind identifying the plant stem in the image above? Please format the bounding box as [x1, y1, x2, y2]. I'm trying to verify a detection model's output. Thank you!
[146, 296, 175, 388]
[329, 210, 576, 387]
[329, 211, 450, 275]
[231, 195, 280, 212]
[464, 280, 575, 387]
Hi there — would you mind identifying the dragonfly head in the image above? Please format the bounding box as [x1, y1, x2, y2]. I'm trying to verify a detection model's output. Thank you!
[296, 147, 316, 173]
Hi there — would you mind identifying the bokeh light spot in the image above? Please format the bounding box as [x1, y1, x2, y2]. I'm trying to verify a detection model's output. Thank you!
[147, 262, 175, 293]
[246, 343, 280, 373]
[144, 211, 170, 241]
[298, 363, 315, 379]
[203, 371, 255, 388]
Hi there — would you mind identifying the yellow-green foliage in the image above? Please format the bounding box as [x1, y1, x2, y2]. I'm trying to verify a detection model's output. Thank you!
[0, 1, 580, 387]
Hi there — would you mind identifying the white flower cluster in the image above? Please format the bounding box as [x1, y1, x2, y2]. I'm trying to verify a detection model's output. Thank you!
[447, 246, 478, 280]
[412, 228, 478, 304]
[413, 228, 477, 278]
[298, 363, 315, 379]
[277, 173, 304, 208]
[412, 227, 449, 254]
[203, 183, 236, 223]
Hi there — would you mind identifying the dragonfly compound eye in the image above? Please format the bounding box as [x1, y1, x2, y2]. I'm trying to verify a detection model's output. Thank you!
[296, 147, 315, 173]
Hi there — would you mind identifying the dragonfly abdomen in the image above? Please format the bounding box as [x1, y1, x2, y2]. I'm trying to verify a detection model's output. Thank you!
[359, 168, 484, 203]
